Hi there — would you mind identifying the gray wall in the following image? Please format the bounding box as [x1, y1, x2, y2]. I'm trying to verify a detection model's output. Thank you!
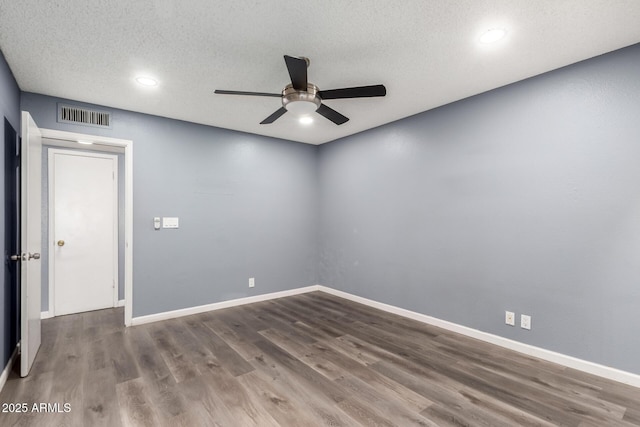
[21, 93, 319, 317]
[0, 50, 21, 370]
[318, 43, 640, 375]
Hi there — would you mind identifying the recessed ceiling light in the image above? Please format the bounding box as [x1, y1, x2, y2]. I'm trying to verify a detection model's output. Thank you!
[135, 76, 158, 87]
[77, 140, 93, 145]
[299, 116, 313, 125]
[479, 28, 507, 44]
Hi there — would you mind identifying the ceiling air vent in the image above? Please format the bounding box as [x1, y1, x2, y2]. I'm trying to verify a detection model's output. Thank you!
[57, 104, 112, 129]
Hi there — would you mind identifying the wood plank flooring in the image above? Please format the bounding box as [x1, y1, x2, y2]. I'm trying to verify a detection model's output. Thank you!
[1, 291, 639, 426]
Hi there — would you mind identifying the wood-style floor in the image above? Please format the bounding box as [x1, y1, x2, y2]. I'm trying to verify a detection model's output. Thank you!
[1, 292, 639, 426]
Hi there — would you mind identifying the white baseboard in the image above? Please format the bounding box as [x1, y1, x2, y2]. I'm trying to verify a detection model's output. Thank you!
[131, 286, 320, 326]
[316, 285, 640, 389]
[0, 346, 19, 394]
[41, 300, 125, 318]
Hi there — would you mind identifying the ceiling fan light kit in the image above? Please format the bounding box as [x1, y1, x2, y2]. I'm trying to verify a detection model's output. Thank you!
[215, 55, 387, 125]
[282, 83, 321, 114]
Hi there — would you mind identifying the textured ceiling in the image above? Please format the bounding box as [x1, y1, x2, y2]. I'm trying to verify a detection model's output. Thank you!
[1, 1, 640, 144]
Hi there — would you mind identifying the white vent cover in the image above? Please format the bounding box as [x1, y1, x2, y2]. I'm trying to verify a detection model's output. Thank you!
[57, 104, 112, 128]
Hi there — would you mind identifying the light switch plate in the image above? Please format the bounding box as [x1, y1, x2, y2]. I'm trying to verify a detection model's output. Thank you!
[162, 217, 179, 229]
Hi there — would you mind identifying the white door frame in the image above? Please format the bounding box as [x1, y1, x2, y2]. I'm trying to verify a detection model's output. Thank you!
[39, 128, 134, 326]
[48, 148, 119, 315]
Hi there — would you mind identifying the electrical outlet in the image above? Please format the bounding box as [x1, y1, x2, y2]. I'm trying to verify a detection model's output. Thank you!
[249, 277, 255, 288]
[505, 311, 515, 326]
[521, 314, 531, 330]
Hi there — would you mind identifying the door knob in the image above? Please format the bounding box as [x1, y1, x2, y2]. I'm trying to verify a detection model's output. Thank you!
[28, 253, 40, 260]
[57, 240, 65, 247]
[10, 254, 24, 261]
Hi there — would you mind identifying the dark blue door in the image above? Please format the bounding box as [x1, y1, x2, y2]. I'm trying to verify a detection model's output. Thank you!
[4, 117, 20, 360]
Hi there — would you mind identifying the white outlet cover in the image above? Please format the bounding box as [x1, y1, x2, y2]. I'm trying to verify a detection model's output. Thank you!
[249, 277, 255, 288]
[521, 314, 532, 330]
[505, 311, 515, 326]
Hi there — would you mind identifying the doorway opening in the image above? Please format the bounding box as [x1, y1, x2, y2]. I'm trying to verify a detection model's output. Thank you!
[3, 118, 19, 360]
[39, 129, 133, 326]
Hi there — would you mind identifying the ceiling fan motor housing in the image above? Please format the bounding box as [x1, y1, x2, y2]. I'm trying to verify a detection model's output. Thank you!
[282, 83, 321, 115]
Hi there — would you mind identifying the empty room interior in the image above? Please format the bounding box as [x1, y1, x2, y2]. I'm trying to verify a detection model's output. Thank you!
[1, 1, 640, 426]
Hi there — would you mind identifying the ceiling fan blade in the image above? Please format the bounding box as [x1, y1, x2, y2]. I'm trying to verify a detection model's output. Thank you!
[260, 107, 287, 124]
[319, 84, 386, 100]
[316, 104, 349, 125]
[284, 55, 308, 91]
[215, 89, 282, 98]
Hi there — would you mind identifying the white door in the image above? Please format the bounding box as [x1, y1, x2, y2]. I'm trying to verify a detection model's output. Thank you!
[20, 111, 42, 377]
[50, 150, 118, 316]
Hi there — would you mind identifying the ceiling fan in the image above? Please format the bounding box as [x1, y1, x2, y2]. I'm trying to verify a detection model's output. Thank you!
[215, 55, 386, 125]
